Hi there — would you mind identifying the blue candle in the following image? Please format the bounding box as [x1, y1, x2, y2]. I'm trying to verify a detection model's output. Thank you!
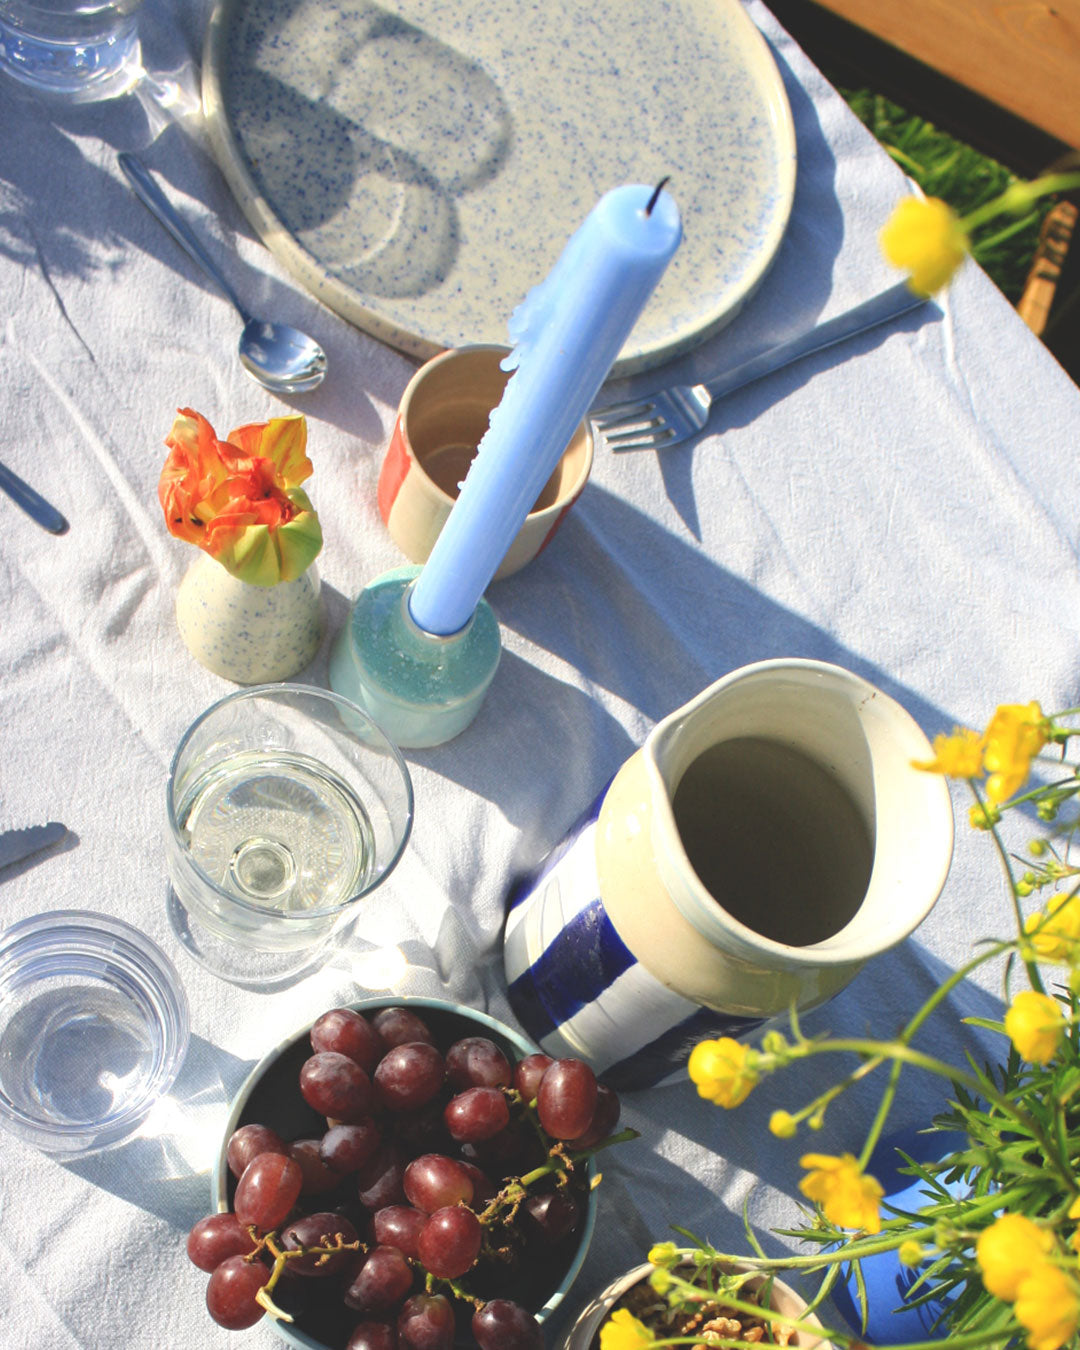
[407, 183, 682, 636]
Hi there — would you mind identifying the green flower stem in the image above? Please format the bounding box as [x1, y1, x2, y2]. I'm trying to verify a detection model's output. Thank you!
[972, 781, 1045, 992]
[856, 940, 1011, 1168]
[971, 210, 1042, 257]
[796, 1037, 1074, 1192]
[694, 1186, 1029, 1274]
[959, 172, 1080, 233]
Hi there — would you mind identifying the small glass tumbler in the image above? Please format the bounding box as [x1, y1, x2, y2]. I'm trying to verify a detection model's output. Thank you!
[0, 0, 143, 102]
[166, 684, 414, 988]
[0, 911, 190, 1155]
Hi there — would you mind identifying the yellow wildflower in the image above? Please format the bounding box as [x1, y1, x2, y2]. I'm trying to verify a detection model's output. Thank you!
[798, 1153, 884, 1234]
[1014, 1264, 1080, 1350]
[976, 1214, 1055, 1300]
[983, 702, 1047, 803]
[687, 1037, 758, 1108]
[600, 1308, 655, 1350]
[1024, 893, 1080, 962]
[648, 1242, 679, 1268]
[912, 727, 984, 779]
[1004, 990, 1066, 1064]
[769, 1110, 798, 1139]
[899, 1240, 926, 1266]
[879, 196, 970, 295]
[970, 801, 1002, 831]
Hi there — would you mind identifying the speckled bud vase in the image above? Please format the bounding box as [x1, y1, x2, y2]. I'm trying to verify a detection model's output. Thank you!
[174, 553, 323, 684]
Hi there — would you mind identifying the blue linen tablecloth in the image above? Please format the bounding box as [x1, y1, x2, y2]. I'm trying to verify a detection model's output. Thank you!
[2, 1, 1080, 1346]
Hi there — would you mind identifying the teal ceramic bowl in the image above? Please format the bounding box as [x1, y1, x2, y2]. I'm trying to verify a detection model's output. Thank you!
[213, 996, 598, 1348]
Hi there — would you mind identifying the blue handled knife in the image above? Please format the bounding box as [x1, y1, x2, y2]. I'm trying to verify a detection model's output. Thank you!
[0, 461, 68, 534]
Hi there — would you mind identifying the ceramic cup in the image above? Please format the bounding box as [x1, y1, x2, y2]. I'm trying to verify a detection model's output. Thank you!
[377, 345, 594, 579]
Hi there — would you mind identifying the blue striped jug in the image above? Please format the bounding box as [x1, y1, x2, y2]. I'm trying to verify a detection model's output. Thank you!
[503, 659, 954, 1089]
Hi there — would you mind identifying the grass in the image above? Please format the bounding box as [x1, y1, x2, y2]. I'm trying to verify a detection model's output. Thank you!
[838, 88, 1052, 303]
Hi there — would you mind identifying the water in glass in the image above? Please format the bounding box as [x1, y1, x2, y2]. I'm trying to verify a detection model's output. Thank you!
[177, 749, 374, 915]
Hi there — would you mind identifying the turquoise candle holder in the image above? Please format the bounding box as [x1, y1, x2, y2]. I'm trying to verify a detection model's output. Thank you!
[328, 566, 501, 749]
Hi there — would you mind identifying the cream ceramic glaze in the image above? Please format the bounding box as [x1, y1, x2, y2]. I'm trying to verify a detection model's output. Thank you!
[175, 554, 323, 684]
[504, 660, 954, 1088]
[608, 661, 956, 1005]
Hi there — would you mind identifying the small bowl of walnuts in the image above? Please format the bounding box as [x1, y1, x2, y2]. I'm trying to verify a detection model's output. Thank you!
[561, 1253, 828, 1350]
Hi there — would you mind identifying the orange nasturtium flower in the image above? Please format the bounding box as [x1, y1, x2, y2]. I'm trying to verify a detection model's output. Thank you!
[1014, 1263, 1080, 1350]
[687, 1037, 758, 1108]
[1004, 990, 1066, 1064]
[798, 1153, 884, 1234]
[976, 1214, 1056, 1300]
[912, 726, 984, 779]
[879, 196, 970, 296]
[982, 701, 1048, 803]
[158, 409, 322, 587]
[599, 1308, 656, 1350]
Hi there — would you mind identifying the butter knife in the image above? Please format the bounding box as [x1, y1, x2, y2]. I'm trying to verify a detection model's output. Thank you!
[0, 822, 67, 870]
[0, 460, 68, 534]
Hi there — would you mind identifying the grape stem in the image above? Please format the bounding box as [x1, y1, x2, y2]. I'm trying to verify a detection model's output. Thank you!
[519, 1126, 640, 1188]
[249, 1228, 363, 1323]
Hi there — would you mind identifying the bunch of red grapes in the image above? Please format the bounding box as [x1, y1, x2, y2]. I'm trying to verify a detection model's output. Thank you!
[186, 1005, 625, 1350]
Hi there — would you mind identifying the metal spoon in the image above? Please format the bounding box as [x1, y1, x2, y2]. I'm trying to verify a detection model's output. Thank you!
[117, 152, 327, 394]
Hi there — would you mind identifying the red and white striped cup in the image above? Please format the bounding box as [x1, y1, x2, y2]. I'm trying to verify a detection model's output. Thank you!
[378, 345, 594, 580]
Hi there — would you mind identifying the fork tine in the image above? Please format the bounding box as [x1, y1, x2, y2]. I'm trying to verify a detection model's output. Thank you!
[590, 397, 656, 426]
[602, 425, 678, 453]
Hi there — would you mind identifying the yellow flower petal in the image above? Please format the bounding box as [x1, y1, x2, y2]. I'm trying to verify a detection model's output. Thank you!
[976, 1215, 1056, 1300]
[599, 1308, 655, 1350]
[1014, 1263, 1080, 1350]
[227, 415, 312, 488]
[879, 196, 970, 296]
[687, 1037, 758, 1108]
[1004, 990, 1065, 1064]
[798, 1152, 883, 1234]
[912, 727, 984, 778]
[1024, 893, 1080, 962]
[983, 702, 1047, 803]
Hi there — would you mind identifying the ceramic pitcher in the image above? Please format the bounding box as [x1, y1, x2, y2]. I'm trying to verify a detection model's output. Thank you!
[503, 659, 954, 1089]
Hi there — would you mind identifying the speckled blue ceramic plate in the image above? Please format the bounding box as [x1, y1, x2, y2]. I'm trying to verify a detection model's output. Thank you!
[202, 0, 796, 376]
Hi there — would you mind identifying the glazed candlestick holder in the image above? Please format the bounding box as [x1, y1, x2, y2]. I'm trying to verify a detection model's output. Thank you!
[328, 565, 501, 750]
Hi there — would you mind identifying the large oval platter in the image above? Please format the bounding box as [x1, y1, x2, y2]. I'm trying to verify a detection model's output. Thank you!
[202, 0, 796, 376]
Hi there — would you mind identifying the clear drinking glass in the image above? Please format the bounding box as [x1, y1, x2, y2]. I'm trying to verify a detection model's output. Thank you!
[165, 685, 414, 989]
[0, 0, 143, 102]
[0, 911, 190, 1155]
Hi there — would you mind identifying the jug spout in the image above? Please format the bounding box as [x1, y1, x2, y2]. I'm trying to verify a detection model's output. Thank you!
[641, 660, 953, 968]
